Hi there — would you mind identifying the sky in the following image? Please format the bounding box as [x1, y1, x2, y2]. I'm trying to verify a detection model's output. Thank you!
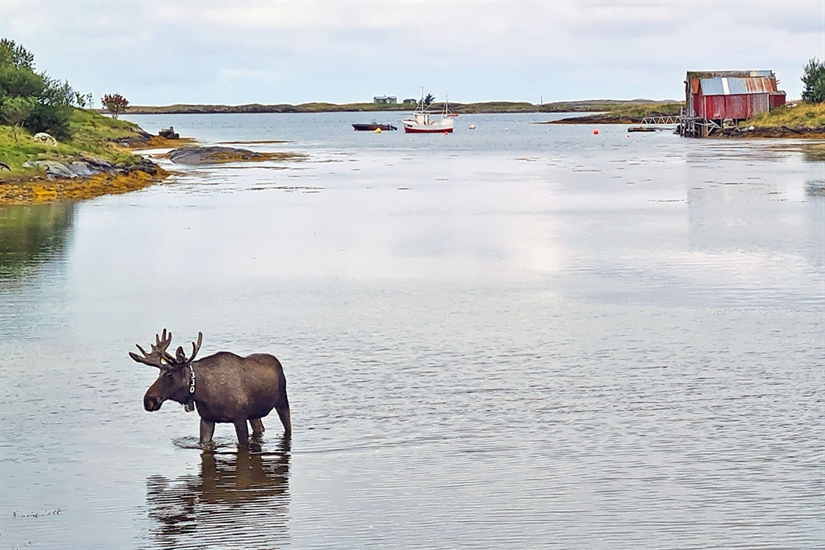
[1, 0, 823, 106]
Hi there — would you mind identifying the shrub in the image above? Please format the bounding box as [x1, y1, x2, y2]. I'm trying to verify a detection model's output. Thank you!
[101, 93, 129, 118]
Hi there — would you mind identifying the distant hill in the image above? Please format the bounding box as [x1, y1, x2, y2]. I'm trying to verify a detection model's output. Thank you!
[123, 99, 682, 115]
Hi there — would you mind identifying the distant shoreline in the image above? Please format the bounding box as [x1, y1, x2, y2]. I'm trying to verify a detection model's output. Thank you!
[121, 99, 679, 117]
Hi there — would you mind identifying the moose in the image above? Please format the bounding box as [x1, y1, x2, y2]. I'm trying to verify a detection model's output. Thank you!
[130, 329, 291, 446]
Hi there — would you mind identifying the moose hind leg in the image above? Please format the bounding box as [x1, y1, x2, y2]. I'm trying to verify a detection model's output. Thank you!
[276, 405, 292, 436]
[249, 418, 265, 439]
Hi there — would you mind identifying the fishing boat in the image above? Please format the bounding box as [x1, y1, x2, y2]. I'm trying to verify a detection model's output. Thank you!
[401, 92, 455, 134]
[352, 122, 397, 131]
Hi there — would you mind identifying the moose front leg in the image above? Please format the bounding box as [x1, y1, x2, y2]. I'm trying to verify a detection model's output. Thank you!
[199, 418, 216, 446]
[234, 419, 250, 446]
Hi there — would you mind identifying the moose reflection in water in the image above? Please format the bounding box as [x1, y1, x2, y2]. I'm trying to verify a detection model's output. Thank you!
[146, 439, 290, 548]
[130, 329, 291, 447]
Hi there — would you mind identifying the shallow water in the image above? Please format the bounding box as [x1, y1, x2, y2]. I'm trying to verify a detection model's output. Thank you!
[1, 112, 823, 549]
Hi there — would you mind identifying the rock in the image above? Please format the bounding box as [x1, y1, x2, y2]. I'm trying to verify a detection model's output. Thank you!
[21, 157, 158, 179]
[67, 161, 95, 178]
[158, 126, 179, 139]
[168, 146, 258, 165]
[127, 157, 160, 175]
[33, 132, 58, 146]
[116, 128, 154, 147]
[0, 162, 10, 171]
[23, 160, 75, 179]
[82, 158, 115, 172]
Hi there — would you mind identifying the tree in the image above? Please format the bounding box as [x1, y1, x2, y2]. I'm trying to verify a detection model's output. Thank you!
[28, 76, 74, 139]
[0, 38, 35, 71]
[801, 58, 825, 103]
[424, 93, 435, 107]
[101, 93, 129, 118]
[0, 39, 74, 139]
[74, 91, 95, 109]
[1, 96, 36, 141]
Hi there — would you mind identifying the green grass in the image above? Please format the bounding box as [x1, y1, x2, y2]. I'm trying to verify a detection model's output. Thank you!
[0, 108, 147, 176]
[605, 102, 682, 118]
[745, 102, 825, 128]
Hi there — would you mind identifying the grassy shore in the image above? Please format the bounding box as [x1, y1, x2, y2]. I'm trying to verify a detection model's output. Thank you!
[743, 102, 825, 129]
[544, 102, 683, 124]
[0, 108, 184, 205]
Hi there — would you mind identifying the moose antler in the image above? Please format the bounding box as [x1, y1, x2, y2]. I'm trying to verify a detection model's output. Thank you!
[175, 332, 202, 364]
[129, 329, 176, 368]
[129, 329, 202, 368]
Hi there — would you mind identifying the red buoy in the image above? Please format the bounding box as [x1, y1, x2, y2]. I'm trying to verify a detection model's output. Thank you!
[593, 129, 599, 135]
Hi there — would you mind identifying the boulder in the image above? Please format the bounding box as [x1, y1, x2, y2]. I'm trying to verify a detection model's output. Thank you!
[33, 132, 58, 146]
[21, 157, 150, 179]
[23, 160, 75, 178]
[116, 128, 154, 147]
[158, 126, 179, 139]
[168, 146, 258, 165]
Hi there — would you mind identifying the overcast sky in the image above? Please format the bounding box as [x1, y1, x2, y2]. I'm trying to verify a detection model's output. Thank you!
[2, 1, 822, 105]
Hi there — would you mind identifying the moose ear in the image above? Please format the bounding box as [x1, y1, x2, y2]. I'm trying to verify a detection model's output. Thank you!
[175, 346, 186, 363]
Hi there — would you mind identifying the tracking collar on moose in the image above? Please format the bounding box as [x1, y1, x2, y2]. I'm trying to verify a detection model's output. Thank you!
[130, 329, 291, 447]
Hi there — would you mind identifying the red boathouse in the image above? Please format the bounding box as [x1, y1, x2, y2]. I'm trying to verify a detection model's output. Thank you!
[681, 70, 786, 137]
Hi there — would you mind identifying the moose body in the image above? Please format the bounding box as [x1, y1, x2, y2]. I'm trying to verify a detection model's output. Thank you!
[131, 330, 291, 446]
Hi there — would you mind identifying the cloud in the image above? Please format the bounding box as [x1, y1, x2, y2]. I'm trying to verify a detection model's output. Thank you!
[1, 0, 820, 103]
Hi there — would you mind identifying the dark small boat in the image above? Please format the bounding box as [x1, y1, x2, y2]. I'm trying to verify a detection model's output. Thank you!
[352, 123, 397, 132]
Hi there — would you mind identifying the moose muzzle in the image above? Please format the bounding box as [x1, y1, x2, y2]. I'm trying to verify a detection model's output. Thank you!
[144, 393, 163, 412]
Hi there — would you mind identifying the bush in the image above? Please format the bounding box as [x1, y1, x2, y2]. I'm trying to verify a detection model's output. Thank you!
[101, 93, 129, 118]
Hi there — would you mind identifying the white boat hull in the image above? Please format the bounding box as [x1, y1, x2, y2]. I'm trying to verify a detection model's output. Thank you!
[402, 116, 454, 134]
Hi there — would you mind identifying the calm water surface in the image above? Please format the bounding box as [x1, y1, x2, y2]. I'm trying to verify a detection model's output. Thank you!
[1, 113, 823, 549]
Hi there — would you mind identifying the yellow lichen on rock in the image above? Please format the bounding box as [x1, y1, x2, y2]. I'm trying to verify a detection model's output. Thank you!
[0, 167, 170, 206]
[31, 185, 59, 203]
[131, 135, 197, 150]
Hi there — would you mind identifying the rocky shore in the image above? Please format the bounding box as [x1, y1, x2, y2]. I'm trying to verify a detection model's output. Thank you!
[545, 113, 641, 125]
[737, 126, 825, 138]
[0, 141, 312, 205]
[0, 126, 199, 205]
[548, 113, 825, 139]
[0, 159, 170, 205]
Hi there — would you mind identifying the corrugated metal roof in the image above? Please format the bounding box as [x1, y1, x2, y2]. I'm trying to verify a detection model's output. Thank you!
[687, 70, 773, 79]
[699, 76, 776, 96]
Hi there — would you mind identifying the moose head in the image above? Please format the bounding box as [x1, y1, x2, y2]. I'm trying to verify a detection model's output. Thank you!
[130, 329, 202, 412]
